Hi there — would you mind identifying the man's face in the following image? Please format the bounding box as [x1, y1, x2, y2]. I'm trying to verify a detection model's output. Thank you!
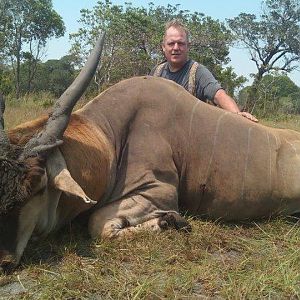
[162, 26, 189, 71]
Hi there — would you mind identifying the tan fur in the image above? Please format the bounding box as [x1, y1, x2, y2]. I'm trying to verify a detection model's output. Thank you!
[4, 76, 300, 270]
[8, 77, 300, 226]
[8, 113, 114, 224]
[9, 116, 48, 145]
[61, 113, 113, 201]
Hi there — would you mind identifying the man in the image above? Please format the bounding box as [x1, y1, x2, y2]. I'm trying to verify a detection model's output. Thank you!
[150, 20, 257, 122]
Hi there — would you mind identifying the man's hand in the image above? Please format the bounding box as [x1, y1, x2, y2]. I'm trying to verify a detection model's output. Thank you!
[237, 112, 258, 123]
[213, 90, 258, 123]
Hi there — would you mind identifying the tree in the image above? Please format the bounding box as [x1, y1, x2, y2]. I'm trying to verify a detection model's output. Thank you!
[0, 0, 65, 98]
[228, 0, 300, 81]
[188, 14, 232, 72]
[70, 1, 188, 88]
[187, 14, 246, 97]
[70, 1, 244, 94]
[214, 66, 247, 98]
[0, 1, 9, 63]
[31, 55, 76, 97]
[0, 64, 13, 95]
[227, 0, 300, 110]
[238, 74, 300, 116]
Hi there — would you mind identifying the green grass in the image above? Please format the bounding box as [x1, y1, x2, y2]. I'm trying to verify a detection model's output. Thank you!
[2, 219, 300, 299]
[261, 114, 300, 131]
[2, 99, 300, 299]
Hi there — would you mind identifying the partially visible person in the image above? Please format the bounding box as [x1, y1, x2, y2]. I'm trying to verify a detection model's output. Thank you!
[150, 19, 257, 122]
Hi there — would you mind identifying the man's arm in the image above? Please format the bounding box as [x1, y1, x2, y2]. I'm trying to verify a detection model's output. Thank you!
[214, 89, 258, 123]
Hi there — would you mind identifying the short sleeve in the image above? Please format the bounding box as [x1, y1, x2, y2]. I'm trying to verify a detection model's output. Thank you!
[195, 65, 222, 101]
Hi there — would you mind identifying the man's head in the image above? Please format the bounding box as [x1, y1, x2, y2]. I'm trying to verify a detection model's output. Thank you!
[162, 19, 189, 72]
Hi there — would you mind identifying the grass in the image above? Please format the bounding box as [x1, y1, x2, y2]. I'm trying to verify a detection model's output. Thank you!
[2, 99, 300, 299]
[261, 114, 300, 131]
[2, 219, 300, 299]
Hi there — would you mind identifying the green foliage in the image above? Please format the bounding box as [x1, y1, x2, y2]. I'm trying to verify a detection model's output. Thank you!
[228, 0, 300, 111]
[213, 66, 247, 97]
[188, 15, 232, 70]
[227, 0, 300, 82]
[0, 0, 65, 97]
[27, 55, 76, 97]
[0, 65, 13, 95]
[238, 74, 300, 117]
[2, 0, 299, 110]
[70, 1, 244, 94]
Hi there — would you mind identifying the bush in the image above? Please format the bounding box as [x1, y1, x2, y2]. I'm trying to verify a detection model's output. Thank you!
[238, 75, 300, 117]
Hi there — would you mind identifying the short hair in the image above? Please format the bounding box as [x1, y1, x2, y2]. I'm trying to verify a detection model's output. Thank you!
[163, 19, 189, 43]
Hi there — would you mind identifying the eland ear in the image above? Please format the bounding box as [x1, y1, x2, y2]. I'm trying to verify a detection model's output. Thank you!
[46, 148, 96, 205]
[53, 169, 96, 205]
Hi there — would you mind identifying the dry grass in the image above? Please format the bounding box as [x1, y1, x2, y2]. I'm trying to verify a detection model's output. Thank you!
[2, 99, 300, 299]
[261, 114, 300, 131]
[2, 219, 300, 299]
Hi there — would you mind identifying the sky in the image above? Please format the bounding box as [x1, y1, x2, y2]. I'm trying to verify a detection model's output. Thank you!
[47, 0, 300, 87]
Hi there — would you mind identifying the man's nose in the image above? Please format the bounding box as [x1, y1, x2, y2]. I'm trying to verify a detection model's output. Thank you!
[174, 43, 180, 49]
